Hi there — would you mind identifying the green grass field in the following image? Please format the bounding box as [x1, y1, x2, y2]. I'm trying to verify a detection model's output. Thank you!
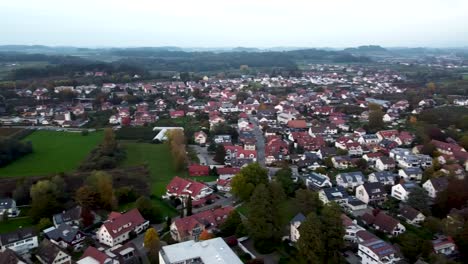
[0, 131, 103, 177]
[0, 217, 34, 233]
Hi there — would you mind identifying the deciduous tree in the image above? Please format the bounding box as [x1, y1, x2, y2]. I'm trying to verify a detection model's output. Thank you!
[296, 212, 324, 263]
[144, 228, 160, 264]
[231, 163, 268, 201]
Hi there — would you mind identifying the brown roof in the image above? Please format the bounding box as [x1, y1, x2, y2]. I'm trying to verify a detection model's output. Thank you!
[36, 239, 66, 264]
[373, 212, 400, 233]
[0, 248, 24, 264]
[400, 205, 422, 221]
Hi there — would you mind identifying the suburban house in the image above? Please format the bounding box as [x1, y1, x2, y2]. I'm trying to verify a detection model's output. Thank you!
[432, 236, 457, 256]
[391, 182, 420, 201]
[319, 186, 349, 205]
[341, 214, 365, 243]
[43, 224, 86, 251]
[193, 131, 207, 145]
[78, 242, 140, 264]
[170, 207, 233, 242]
[336, 172, 365, 190]
[375, 157, 396, 171]
[398, 168, 423, 182]
[96, 209, 149, 247]
[35, 239, 71, 264]
[368, 171, 396, 185]
[0, 248, 25, 264]
[305, 173, 332, 189]
[0, 198, 18, 218]
[399, 205, 425, 225]
[332, 156, 354, 169]
[361, 211, 406, 236]
[159, 237, 243, 264]
[290, 213, 306, 243]
[53, 206, 83, 227]
[217, 167, 241, 180]
[0, 227, 38, 254]
[355, 182, 387, 205]
[344, 196, 368, 212]
[423, 177, 449, 199]
[216, 179, 232, 192]
[358, 238, 401, 264]
[188, 164, 210, 176]
[224, 145, 257, 165]
[213, 135, 232, 144]
[165, 176, 213, 201]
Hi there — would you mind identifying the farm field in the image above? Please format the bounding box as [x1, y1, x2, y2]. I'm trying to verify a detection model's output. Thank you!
[0, 130, 103, 177]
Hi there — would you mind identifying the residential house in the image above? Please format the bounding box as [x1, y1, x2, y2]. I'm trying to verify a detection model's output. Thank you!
[361, 211, 405, 236]
[0, 228, 38, 254]
[332, 156, 353, 169]
[398, 168, 423, 182]
[358, 238, 401, 264]
[170, 207, 233, 242]
[0, 248, 26, 264]
[165, 176, 213, 201]
[43, 224, 86, 251]
[368, 171, 396, 185]
[423, 177, 448, 199]
[345, 196, 368, 212]
[159, 237, 243, 264]
[336, 172, 365, 190]
[305, 173, 332, 189]
[52, 206, 86, 227]
[35, 239, 71, 264]
[224, 145, 257, 165]
[319, 186, 349, 205]
[216, 179, 232, 192]
[432, 236, 457, 256]
[399, 205, 425, 225]
[194, 131, 207, 145]
[213, 135, 231, 144]
[391, 182, 420, 201]
[341, 214, 365, 243]
[0, 199, 18, 218]
[78, 242, 140, 264]
[287, 120, 307, 129]
[430, 140, 465, 155]
[96, 209, 149, 247]
[188, 164, 210, 176]
[375, 157, 396, 171]
[355, 182, 387, 204]
[217, 167, 241, 180]
[290, 213, 306, 243]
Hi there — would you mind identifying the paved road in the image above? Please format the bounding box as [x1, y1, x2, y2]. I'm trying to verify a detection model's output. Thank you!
[192, 195, 234, 214]
[248, 114, 266, 166]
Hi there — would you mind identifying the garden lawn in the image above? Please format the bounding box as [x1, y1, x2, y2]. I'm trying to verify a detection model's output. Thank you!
[0, 131, 103, 177]
[0, 217, 34, 233]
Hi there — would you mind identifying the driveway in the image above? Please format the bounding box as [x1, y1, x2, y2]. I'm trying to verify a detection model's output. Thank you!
[248, 114, 266, 167]
[189, 144, 218, 166]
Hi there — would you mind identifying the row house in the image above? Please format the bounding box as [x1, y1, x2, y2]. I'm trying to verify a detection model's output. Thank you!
[358, 238, 401, 264]
[361, 211, 405, 237]
[336, 172, 365, 190]
[368, 171, 396, 185]
[305, 173, 332, 189]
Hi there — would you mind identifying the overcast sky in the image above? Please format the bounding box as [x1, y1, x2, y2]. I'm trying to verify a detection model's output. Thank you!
[1, 0, 467, 48]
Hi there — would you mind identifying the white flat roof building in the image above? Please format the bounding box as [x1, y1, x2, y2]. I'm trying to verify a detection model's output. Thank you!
[159, 237, 243, 264]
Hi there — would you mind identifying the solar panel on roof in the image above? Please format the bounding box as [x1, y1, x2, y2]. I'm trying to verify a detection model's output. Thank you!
[379, 248, 394, 255]
[371, 242, 386, 249]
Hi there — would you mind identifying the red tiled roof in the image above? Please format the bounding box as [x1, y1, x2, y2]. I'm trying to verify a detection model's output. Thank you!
[166, 176, 209, 198]
[287, 120, 307, 129]
[102, 209, 146, 239]
[188, 164, 210, 176]
[80, 247, 109, 264]
[174, 207, 233, 238]
[217, 167, 241, 175]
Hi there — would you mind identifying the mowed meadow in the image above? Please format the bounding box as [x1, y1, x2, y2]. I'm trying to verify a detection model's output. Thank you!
[0, 130, 103, 177]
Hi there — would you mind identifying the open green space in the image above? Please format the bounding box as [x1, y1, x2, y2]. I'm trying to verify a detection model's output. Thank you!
[0, 217, 34, 233]
[0, 130, 103, 177]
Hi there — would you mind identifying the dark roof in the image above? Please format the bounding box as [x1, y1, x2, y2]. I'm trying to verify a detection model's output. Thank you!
[362, 182, 386, 196]
[290, 213, 306, 224]
[44, 224, 82, 243]
[0, 248, 25, 264]
[0, 227, 36, 245]
[36, 239, 66, 264]
[400, 205, 422, 221]
[373, 212, 400, 233]
[53, 206, 81, 225]
[430, 177, 449, 192]
[322, 186, 349, 201]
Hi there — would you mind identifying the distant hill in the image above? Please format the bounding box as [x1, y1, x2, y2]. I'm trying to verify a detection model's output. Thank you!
[344, 45, 388, 53]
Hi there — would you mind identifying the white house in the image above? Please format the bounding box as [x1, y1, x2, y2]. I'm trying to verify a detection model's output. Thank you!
[391, 182, 419, 201]
[355, 182, 387, 204]
[423, 177, 448, 199]
[368, 171, 396, 185]
[358, 238, 401, 264]
[0, 227, 38, 255]
[290, 213, 306, 243]
[319, 187, 349, 205]
[375, 157, 395, 172]
[336, 172, 365, 190]
[0, 198, 18, 218]
[399, 205, 425, 225]
[341, 214, 365, 243]
[398, 168, 423, 182]
[96, 209, 149, 247]
[432, 236, 457, 256]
